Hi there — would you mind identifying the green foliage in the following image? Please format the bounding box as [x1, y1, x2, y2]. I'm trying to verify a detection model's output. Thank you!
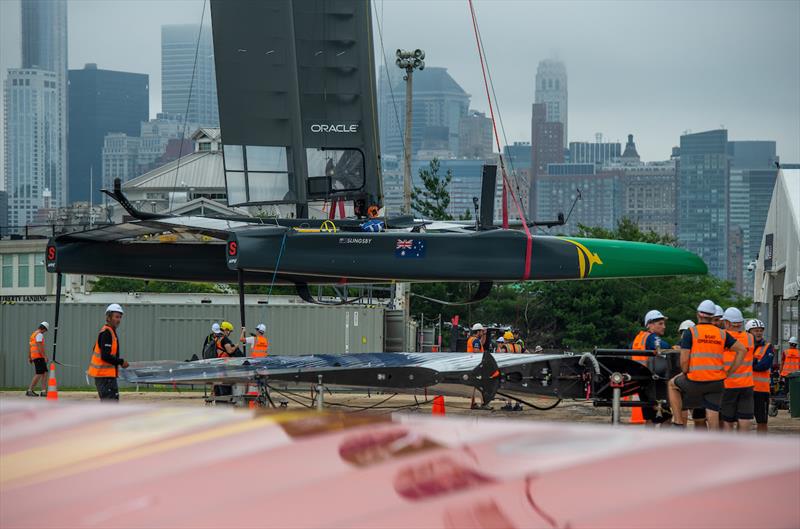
[411, 218, 751, 352]
[411, 158, 454, 221]
[91, 277, 226, 294]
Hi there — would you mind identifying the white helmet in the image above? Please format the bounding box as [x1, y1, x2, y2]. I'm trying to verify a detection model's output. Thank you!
[534, 345, 543, 353]
[790, 336, 798, 345]
[744, 319, 765, 331]
[105, 303, 124, 315]
[496, 336, 505, 343]
[696, 300, 716, 315]
[714, 305, 724, 318]
[211, 323, 221, 334]
[678, 320, 695, 332]
[39, 321, 50, 330]
[722, 307, 744, 323]
[471, 323, 485, 331]
[644, 309, 666, 326]
[256, 323, 266, 333]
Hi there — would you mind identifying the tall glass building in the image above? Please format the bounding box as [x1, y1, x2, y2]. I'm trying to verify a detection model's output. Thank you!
[161, 25, 218, 126]
[677, 130, 729, 279]
[534, 59, 568, 148]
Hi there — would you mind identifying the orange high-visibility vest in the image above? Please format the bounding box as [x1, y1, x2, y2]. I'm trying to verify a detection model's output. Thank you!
[504, 343, 521, 353]
[87, 325, 118, 378]
[687, 324, 727, 382]
[466, 336, 483, 353]
[781, 347, 800, 377]
[251, 335, 269, 357]
[753, 342, 772, 393]
[215, 336, 230, 358]
[631, 330, 651, 364]
[29, 330, 45, 360]
[723, 330, 754, 389]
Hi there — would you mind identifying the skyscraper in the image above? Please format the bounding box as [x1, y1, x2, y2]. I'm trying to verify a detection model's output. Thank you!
[68, 64, 149, 204]
[534, 59, 568, 148]
[161, 25, 218, 126]
[4, 0, 68, 230]
[530, 102, 563, 218]
[458, 110, 493, 158]
[677, 129, 729, 279]
[569, 140, 621, 166]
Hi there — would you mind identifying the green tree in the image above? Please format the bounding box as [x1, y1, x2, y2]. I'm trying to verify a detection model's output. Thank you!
[411, 158, 453, 220]
[91, 277, 225, 294]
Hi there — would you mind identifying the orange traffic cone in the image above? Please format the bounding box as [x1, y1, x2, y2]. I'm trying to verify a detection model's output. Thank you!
[46, 363, 58, 401]
[246, 389, 259, 409]
[628, 394, 645, 424]
[431, 395, 446, 415]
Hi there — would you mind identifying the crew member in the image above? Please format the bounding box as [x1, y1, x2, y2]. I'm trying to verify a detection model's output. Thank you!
[677, 320, 706, 429]
[87, 304, 129, 402]
[467, 323, 485, 353]
[26, 322, 49, 397]
[495, 336, 506, 353]
[216, 321, 241, 357]
[513, 329, 526, 352]
[712, 305, 725, 329]
[631, 310, 670, 425]
[503, 331, 521, 353]
[720, 307, 755, 432]
[240, 323, 269, 357]
[747, 319, 774, 434]
[667, 300, 746, 429]
[780, 337, 800, 377]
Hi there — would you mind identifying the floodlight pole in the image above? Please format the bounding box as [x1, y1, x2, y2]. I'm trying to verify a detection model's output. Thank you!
[395, 49, 425, 215]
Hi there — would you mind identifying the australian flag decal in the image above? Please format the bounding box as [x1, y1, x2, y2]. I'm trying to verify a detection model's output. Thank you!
[395, 238, 426, 258]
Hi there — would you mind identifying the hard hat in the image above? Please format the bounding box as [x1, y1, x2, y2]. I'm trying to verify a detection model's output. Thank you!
[503, 331, 514, 340]
[220, 321, 234, 332]
[496, 336, 505, 343]
[644, 309, 667, 326]
[211, 323, 221, 334]
[105, 303, 124, 314]
[790, 336, 798, 345]
[256, 323, 266, 333]
[744, 319, 764, 331]
[696, 300, 716, 315]
[471, 323, 485, 331]
[678, 320, 695, 332]
[722, 307, 744, 323]
[714, 305, 724, 318]
[534, 345, 543, 353]
[39, 321, 50, 330]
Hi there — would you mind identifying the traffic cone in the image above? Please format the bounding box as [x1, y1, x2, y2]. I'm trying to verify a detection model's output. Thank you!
[628, 394, 645, 424]
[46, 363, 58, 401]
[431, 396, 446, 416]
[246, 389, 259, 409]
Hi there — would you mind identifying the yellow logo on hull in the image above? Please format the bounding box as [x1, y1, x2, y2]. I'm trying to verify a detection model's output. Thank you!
[563, 239, 603, 278]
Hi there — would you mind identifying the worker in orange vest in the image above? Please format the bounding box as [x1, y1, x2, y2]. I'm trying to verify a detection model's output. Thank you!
[780, 337, 800, 377]
[216, 321, 241, 357]
[26, 321, 50, 397]
[502, 331, 521, 353]
[240, 323, 269, 357]
[746, 319, 774, 434]
[668, 300, 747, 429]
[631, 310, 670, 425]
[466, 323, 485, 353]
[87, 304, 129, 401]
[712, 304, 725, 329]
[720, 307, 755, 432]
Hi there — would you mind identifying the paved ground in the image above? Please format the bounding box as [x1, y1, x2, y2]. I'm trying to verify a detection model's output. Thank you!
[3, 389, 798, 435]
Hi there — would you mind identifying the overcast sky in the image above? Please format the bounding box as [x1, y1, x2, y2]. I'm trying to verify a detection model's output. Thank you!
[3, 0, 800, 163]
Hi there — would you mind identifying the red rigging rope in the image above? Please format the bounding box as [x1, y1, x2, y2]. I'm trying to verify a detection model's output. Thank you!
[467, 0, 532, 280]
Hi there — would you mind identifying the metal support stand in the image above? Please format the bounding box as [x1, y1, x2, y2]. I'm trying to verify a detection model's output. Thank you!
[609, 372, 631, 426]
[316, 374, 325, 411]
[238, 269, 247, 356]
[52, 272, 62, 363]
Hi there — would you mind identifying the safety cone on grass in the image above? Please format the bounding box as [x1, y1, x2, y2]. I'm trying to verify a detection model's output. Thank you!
[431, 396, 446, 415]
[46, 363, 58, 401]
[628, 394, 645, 424]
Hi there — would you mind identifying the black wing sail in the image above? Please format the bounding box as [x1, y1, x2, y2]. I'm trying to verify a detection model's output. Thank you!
[210, 0, 382, 212]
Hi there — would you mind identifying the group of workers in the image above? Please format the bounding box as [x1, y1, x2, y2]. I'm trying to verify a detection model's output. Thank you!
[633, 299, 799, 432]
[467, 323, 537, 353]
[25, 303, 270, 402]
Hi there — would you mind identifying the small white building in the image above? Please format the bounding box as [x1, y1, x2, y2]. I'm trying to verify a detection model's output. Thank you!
[752, 168, 799, 350]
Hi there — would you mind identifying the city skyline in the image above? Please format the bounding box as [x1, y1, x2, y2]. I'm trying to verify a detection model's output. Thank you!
[1, 0, 797, 167]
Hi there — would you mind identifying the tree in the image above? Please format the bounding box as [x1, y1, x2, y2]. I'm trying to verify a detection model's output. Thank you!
[411, 158, 453, 220]
[90, 277, 225, 294]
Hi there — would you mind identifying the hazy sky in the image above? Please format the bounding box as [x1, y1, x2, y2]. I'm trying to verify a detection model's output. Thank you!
[3, 0, 800, 163]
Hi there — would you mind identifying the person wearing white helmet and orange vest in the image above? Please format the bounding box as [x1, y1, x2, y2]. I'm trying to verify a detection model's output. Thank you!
[467, 323, 485, 353]
[87, 304, 129, 401]
[240, 323, 269, 357]
[780, 336, 800, 377]
[746, 319, 774, 433]
[677, 319, 709, 429]
[719, 307, 755, 432]
[668, 300, 747, 428]
[712, 304, 725, 329]
[631, 310, 670, 425]
[26, 321, 50, 397]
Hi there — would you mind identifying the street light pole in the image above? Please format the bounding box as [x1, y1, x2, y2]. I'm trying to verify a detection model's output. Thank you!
[395, 49, 425, 215]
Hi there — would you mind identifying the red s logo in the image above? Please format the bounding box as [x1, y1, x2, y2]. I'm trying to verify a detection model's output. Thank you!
[228, 242, 237, 256]
[47, 246, 56, 261]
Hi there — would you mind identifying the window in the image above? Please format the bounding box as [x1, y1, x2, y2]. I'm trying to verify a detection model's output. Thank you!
[223, 145, 294, 205]
[34, 253, 45, 287]
[306, 149, 365, 193]
[2, 255, 12, 288]
[18, 254, 30, 288]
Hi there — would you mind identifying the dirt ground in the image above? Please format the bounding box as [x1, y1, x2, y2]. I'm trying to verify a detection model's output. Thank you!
[3, 389, 798, 435]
